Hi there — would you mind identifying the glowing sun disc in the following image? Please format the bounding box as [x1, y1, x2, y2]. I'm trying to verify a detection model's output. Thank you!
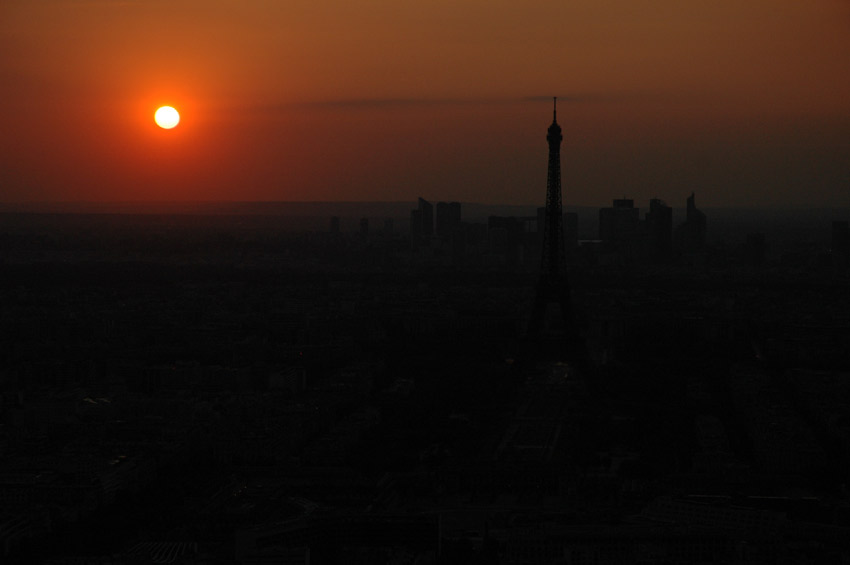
[154, 106, 180, 129]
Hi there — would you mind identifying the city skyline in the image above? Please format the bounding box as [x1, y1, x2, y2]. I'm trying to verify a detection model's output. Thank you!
[2, 0, 849, 208]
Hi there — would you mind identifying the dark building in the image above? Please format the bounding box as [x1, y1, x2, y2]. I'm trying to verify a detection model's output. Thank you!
[418, 197, 434, 237]
[383, 218, 394, 236]
[359, 217, 369, 237]
[487, 216, 527, 268]
[435, 201, 461, 237]
[599, 198, 640, 246]
[410, 209, 422, 241]
[564, 212, 578, 249]
[329, 216, 340, 234]
[677, 192, 707, 252]
[832, 221, 849, 265]
[488, 216, 524, 248]
[645, 198, 672, 261]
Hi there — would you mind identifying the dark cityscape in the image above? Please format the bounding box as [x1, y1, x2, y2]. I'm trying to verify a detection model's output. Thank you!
[1, 105, 849, 562]
[3, 1, 850, 561]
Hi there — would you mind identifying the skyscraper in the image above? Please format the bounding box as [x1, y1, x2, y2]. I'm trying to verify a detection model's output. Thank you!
[418, 197, 434, 237]
[645, 198, 672, 261]
[833, 221, 849, 266]
[678, 192, 707, 252]
[435, 201, 461, 237]
[599, 198, 640, 246]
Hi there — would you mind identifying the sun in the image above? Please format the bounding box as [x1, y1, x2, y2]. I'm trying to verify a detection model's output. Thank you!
[154, 106, 180, 129]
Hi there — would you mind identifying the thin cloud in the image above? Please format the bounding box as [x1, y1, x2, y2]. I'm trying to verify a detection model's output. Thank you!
[240, 94, 643, 115]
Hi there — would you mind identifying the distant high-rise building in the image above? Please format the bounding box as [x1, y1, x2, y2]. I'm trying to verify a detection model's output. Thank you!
[418, 197, 434, 237]
[329, 216, 340, 234]
[599, 198, 640, 245]
[383, 218, 394, 236]
[833, 221, 849, 265]
[677, 192, 707, 252]
[436, 201, 448, 235]
[645, 198, 672, 261]
[435, 201, 462, 237]
[359, 217, 369, 236]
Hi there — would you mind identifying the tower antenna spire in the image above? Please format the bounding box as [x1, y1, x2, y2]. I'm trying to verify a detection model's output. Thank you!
[553, 96, 557, 121]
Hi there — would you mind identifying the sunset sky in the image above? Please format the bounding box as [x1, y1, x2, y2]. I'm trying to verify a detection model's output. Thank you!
[1, 0, 848, 207]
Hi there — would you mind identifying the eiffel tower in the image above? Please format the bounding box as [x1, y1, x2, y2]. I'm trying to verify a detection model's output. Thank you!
[528, 98, 578, 348]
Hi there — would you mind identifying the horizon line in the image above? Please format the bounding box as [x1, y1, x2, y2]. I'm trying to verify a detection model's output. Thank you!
[0, 200, 848, 212]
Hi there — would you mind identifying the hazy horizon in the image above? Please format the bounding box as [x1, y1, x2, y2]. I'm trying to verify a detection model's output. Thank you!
[1, 199, 848, 213]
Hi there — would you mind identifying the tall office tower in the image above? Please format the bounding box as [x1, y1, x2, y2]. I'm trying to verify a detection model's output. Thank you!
[436, 202, 449, 236]
[645, 198, 673, 261]
[833, 221, 849, 265]
[449, 201, 461, 229]
[528, 98, 577, 344]
[418, 197, 434, 237]
[599, 198, 640, 245]
[680, 192, 707, 251]
[436, 201, 462, 237]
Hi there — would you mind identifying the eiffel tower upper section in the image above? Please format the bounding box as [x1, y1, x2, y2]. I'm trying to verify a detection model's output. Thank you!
[540, 97, 567, 281]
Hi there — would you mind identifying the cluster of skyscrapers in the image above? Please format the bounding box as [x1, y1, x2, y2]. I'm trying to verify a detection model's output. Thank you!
[598, 192, 706, 263]
[410, 197, 462, 241]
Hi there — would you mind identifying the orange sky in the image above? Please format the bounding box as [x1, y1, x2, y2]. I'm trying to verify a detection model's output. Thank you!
[1, 0, 848, 207]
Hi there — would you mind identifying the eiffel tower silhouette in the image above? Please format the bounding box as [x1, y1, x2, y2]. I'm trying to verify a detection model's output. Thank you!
[527, 98, 581, 355]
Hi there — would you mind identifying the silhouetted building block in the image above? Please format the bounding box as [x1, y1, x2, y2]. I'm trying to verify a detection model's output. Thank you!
[451, 223, 467, 265]
[833, 220, 849, 265]
[435, 201, 461, 237]
[329, 216, 340, 234]
[677, 192, 707, 252]
[599, 198, 640, 246]
[359, 217, 369, 237]
[564, 212, 578, 249]
[410, 209, 422, 244]
[645, 198, 672, 261]
[383, 217, 394, 236]
[418, 197, 433, 237]
[488, 216, 525, 267]
[488, 216, 524, 246]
